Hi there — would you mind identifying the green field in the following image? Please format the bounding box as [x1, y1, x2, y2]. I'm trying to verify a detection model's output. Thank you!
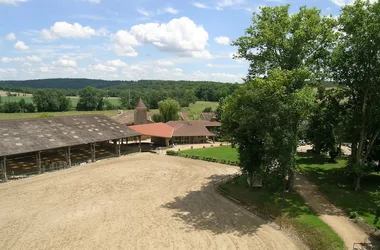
[0, 101, 218, 120]
[181, 101, 219, 118]
[298, 152, 380, 229]
[1, 96, 120, 107]
[179, 146, 344, 249]
[0, 110, 120, 120]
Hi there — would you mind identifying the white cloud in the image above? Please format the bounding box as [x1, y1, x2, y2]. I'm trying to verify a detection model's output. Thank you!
[216, 0, 245, 9]
[83, 0, 100, 3]
[112, 17, 210, 58]
[156, 60, 174, 66]
[0, 68, 17, 74]
[89, 64, 117, 72]
[106, 59, 128, 68]
[6, 33, 16, 41]
[14, 41, 29, 50]
[214, 36, 230, 45]
[137, 8, 151, 17]
[330, 0, 376, 6]
[206, 63, 244, 68]
[41, 22, 103, 40]
[2, 55, 42, 63]
[111, 30, 140, 57]
[164, 7, 179, 14]
[193, 2, 208, 8]
[52, 58, 77, 68]
[0, 0, 28, 5]
[26, 55, 42, 62]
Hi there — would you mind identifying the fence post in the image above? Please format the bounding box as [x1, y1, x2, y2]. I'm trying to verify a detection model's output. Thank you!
[1, 156, 7, 182]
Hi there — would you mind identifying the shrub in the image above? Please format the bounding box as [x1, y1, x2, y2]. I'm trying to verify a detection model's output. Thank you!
[166, 150, 178, 156]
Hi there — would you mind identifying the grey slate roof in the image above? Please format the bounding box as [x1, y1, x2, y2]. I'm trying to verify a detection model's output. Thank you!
[0, 115, 140, 157]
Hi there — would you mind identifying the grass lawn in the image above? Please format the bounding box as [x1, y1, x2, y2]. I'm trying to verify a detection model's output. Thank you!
[179, 146, 344, 249]
[221, 176, 344, 250]
[178, 146, 239, 161]
[181, 101, 219, 118]
[297, 152, 380, 229]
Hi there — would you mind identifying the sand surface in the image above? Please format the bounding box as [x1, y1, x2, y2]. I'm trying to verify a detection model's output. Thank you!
[0, 153, 300, 250]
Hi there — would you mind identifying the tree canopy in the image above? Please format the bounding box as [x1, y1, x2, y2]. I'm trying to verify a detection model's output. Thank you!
[233, 5, 337, 81]
[76, 86, 104, 111]
[158, 98, 180, 122]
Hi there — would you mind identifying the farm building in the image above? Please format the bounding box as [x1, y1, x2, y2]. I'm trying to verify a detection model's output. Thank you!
[112, 98, 155, 126]
[129, 123, 173, 147]
[167, 121, 220, 144]
[0, 115, 140, 182]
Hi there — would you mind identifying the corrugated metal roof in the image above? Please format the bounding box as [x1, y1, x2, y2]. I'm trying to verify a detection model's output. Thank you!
[129, 123, 174, 138]
[166, 121, 216, 137]
[0, 115, 140, 157]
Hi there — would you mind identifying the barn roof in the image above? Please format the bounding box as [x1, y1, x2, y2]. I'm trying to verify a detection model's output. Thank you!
[129, 123, 174, 138]
[166, 121, 216, 137]
[0, 115, 140, 157]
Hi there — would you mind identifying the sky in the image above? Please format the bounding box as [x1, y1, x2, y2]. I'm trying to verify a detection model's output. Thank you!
[0, 0, 355, 83]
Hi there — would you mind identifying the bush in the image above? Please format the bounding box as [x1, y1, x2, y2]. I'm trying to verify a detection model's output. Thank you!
[166, 150, 178, 156]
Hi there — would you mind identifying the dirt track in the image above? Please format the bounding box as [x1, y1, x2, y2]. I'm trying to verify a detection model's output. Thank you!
[0, 154, 301, 249]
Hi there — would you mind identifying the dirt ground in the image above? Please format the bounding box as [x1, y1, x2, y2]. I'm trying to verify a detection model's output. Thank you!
[0, 154, 301, 250]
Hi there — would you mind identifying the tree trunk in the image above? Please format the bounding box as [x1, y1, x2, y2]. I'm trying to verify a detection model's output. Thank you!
[355, 176, 361, 191]
[247, 173, 253, 188]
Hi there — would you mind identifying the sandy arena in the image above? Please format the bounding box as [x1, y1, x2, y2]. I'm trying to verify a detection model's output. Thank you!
[0, 153, 301, 249]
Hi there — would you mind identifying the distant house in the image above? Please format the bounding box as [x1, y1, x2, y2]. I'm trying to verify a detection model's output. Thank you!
[200, 112, 217, 122]
[166, 121, 221, 144]
[112, 98, 155, 125]
[128, 120, 220, 146]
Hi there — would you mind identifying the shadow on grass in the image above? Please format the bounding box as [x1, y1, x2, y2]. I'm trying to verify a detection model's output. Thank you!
[162, 174, 264, 236]
[297, 152, 380, 230]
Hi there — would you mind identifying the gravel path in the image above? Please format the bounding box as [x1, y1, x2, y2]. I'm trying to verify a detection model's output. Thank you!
[0, 154, 301, 250]
[294, 173, 370, 249]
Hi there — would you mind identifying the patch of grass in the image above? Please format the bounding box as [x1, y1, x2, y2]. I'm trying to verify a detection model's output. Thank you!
[181, 101, 219, 118]
[220, 175, 344, 250]
[297, 152, 380, 229]
[179, 146, 238, 162]
[0, 110, 119, 120]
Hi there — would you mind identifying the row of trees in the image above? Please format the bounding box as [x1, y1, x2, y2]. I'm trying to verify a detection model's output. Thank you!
[0, 80, 238, 107]
[0, 97, 36, 113]
[220, 0, 380, 191]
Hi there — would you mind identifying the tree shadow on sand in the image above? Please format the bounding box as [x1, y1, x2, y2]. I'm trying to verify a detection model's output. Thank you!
[162, 174, 265, 236]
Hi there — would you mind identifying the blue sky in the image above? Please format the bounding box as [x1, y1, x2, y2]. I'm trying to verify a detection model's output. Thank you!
[0, 0, 350, 82]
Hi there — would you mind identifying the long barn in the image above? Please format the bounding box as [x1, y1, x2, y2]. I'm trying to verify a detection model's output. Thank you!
[0, 115, 140, 182]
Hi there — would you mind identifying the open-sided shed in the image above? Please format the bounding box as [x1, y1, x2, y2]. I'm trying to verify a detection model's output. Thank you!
[0, 115, 140, 182]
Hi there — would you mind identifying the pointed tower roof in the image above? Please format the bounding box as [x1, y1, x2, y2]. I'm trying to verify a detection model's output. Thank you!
[135, 98, 147, 110]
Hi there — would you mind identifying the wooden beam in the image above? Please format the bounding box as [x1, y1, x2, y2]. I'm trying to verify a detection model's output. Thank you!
[65, 146, 71, 168]
[117, 139, 121, 156]
[36, 151, 42, 174]
[139, 136, 142, 152]
[2, 156, 7, 182]
[92, 143, 96, 162]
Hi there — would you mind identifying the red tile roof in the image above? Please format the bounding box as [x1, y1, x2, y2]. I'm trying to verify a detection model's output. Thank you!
[166, 121, 216, 137]
[129, 123, 174, 138]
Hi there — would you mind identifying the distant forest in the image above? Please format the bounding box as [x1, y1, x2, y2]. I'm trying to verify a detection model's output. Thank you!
[0, 78, 239, 110]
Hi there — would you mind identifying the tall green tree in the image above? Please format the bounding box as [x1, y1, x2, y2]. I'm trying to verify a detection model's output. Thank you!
[332, 0, 380, 190]
[158, 98, 180, 122]
[222, 70, 314, 190]
[33, 89, 70, 112]
[306, 88, 347, 161]
[76, 86, 104, 111]
[233, 5, 337, 82]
